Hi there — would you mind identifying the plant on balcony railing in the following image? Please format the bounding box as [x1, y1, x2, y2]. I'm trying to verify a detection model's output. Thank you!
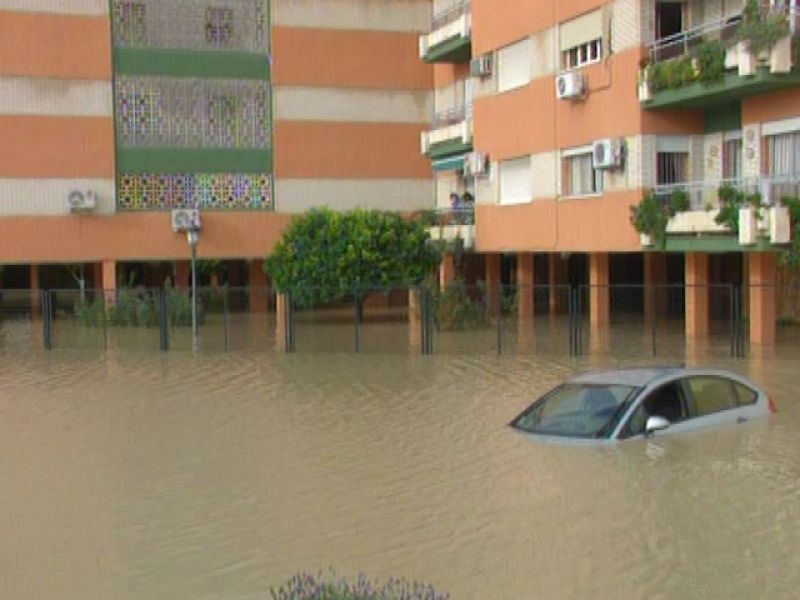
[714, 184, 764, 232]
[778, 195, 800, 267]
[630, 189, 690, 245]
[737, 0, 791, 57]
[647, 40, 727, 92]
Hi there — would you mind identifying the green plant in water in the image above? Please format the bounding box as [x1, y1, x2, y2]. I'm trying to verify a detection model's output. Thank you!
[75, 297, 106, 327]
[737, 0, 790, 57]
[435, 278, 490, 331]
[270, 570, 449, 600]
[693, 39, 727, 83]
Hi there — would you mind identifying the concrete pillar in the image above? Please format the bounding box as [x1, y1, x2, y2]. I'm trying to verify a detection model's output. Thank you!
[439, 254, 456, 290]
[548, 254, 558, 313]
[408, 288, 421, 354]
[548, 254, 569, 314]
[516, 253, 534, 317]
[92, 262, 103, 291]
[101, 260, 117, 307]
[175, 261, 190, 289]
[644, 252, 667, 322]
[248, 259, 268, 313]
[685, 252, 710, 339]
[589, 253, 610, 329]
[748, 252, 777, 347]
[485, 253, 501, 310]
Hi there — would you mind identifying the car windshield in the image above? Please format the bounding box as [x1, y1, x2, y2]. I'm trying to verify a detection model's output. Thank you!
[510, 383, 639, 438]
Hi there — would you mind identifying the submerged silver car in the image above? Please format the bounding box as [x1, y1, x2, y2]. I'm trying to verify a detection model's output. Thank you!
[510, 367, 776, 442]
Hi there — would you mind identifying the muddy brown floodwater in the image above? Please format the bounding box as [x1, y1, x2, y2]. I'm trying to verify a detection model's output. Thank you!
[2, 349, 800, 599]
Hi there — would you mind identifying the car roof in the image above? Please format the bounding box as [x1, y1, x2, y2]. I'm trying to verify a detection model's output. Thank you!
[568, 366, 725, 387]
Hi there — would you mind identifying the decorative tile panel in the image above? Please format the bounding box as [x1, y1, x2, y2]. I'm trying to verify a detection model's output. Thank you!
[117, 172, 272, 210]
[112, 0, 268, 53]
[116, 76, 270, 150]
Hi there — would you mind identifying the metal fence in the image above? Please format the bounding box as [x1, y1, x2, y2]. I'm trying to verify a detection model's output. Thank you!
[1, 284, 798, 358]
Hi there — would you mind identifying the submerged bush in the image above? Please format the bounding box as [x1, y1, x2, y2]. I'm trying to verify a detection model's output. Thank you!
[435, 278, 490, 331]
[269, 571, 449, 600]
[75, 286, 203, 328]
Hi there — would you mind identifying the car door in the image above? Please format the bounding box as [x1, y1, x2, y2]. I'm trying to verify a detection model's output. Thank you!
[679, 375, 750, 432]
[616, 378, 695, 439]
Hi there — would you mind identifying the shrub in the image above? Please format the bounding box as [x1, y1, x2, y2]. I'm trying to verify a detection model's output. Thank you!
[715, 185, 762, 232]
[630, 192, 669, 244]
[75, 297, 106, 327]
[269, 571, 449, 600]
[693, 40, 727, 84]
[669, 189, 691, 214]
[435, 278, 490, 330]
[737, 0, 790, 56]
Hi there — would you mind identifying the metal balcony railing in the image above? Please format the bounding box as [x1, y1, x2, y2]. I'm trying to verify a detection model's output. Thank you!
[431, 104, 472, 129]
[654, 173, 800, 210]
[648, 6, 799, 64]
[431, 0, 471, 31]
[423, 207, 475, 227]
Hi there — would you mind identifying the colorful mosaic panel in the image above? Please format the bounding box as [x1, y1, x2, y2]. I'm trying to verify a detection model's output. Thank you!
[116, 77, 270, 150]
[112, 0, 268, 53]
[117, 173, 272, 210]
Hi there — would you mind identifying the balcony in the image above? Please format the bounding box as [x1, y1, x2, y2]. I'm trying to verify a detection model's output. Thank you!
[642, 174, 799, 252]
[421, 105, 473, 160]
[423, 207, 476, 250]
[419, 1, 471, 63]
[639, 6, 800, 110]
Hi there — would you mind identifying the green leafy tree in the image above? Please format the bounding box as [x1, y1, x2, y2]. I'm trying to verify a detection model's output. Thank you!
[265, 208, 442, 308]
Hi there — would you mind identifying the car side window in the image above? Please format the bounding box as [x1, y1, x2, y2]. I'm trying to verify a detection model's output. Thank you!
[732, 381, 758, 406]
[687, 376, 739, 417]
[618, 381, 687, 439]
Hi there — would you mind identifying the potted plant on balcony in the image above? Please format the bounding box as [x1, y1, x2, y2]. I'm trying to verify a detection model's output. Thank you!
[631, 192, 668, 247]
[737, 0, 791, 75]
[638, 58, 653, 101]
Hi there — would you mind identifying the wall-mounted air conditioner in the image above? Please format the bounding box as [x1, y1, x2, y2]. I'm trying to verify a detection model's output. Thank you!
[67, 190, 97, 212]
[171, 209, 201, 232]
[463, 152, 489, 177]
[556, 71, 585, 100]
[470, 54, 493, 78]
[592, 138, 624, 170]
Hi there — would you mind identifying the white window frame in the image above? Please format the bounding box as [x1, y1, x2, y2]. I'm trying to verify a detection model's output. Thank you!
[562, 38, 603, 71]
[562, 146, 604, 198]
[499, 156, 533, 205]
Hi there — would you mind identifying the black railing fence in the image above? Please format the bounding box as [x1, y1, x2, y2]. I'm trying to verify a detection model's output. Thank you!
[0, 283, 798, 358]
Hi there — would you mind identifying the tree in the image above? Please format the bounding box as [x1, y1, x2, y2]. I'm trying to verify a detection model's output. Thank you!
[265, 208, 441, 307]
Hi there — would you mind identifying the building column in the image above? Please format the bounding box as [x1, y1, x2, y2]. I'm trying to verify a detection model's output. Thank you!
[101, 260, 117, 307]
[275, 293, 288, 351]
[685, 252, 710, 340]
[248, 259, 268, 313]
[175, 261, 190, 289]
[516, 253, 534, 317]
[749, 252, 777, 347]
[644, 252, 667, 322]
[485, 253, 501, 311]
[589, 253, 610, 329]
[439, 254, 456, 290]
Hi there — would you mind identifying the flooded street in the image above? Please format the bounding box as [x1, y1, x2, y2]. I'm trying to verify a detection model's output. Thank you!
[2, 349, 800, 599]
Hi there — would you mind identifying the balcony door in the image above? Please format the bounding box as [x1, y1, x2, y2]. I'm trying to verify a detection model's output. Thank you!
[656, 2, 686, 41]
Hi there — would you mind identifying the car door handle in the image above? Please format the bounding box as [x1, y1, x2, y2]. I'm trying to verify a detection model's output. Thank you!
[737, 416, 748, 424]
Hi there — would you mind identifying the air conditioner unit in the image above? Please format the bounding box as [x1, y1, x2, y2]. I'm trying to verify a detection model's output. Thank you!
[66, 189, 97, 212]
[556, 71, 585, 100]
[470, 54, 493, 78]
[171, 209, 202, 232]
[463, 152, 488, 177]
[592, 138, 624, 170]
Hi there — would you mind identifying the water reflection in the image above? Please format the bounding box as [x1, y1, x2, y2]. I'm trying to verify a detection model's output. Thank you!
[1, 351, 799, 599]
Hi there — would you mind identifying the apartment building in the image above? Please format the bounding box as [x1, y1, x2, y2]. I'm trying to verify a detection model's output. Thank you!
[421, 0, 800, 346]
[0, 0, 432, 302]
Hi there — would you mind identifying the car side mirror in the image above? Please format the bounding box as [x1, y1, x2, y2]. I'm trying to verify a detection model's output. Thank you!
[645, 415, 670, 436]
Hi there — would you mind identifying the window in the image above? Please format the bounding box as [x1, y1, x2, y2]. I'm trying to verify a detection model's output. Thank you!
[733, 382, 758, 406]
[687, 377, 739, 417]
[114, 1, 147, 45]
[657, 152, 688, 185]
[619, 381, 687, 438]
[722, 135, 743, 180]
[656, 2, 685, 41]
[765, 130, 800, 198]
[497, 38, 532, 93]
[206, 6, 234, 47]
[563, 150, 604, 197]
[562, 39, 603, 70]
[560, 9, 604, 70]
[499, 157, 533, 205]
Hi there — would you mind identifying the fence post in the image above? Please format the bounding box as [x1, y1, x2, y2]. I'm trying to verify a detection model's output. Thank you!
[284, 294, 295, 353]
[42, 290, 52, 351]
[223, 285, 229, 352]
[159, 290, 169, 351]
[420, 286, 433, 356]
[496, 285, 503, 355]
[101, 290, 108, 351]
[651, 283, 658, 357]
[354, 295, 362, 353]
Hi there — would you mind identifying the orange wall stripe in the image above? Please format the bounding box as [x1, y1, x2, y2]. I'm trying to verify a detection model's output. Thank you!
[475, 49, 704, 159]
[0, 11, 111, 80]
[0, 212, 292, 263]
[742, 88, 800, 125]
[274, 121, 432, 179]
[0, 116, 114, 178]
[272, 27, 432, 90]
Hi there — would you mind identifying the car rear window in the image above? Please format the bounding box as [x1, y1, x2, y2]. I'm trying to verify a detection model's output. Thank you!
[688, 376, 738, 417]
